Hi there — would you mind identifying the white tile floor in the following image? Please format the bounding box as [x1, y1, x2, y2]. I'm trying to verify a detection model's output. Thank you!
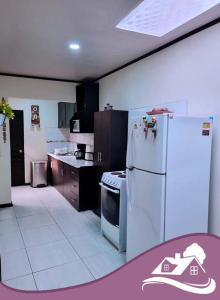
[0, 186, 125, 291]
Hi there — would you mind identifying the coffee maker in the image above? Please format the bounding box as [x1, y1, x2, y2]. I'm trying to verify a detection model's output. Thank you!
[74, 144, 86, 160]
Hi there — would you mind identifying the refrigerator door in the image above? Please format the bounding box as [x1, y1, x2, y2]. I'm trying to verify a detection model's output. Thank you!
[126, 168, 166, 261]
[165, 116, 213, 240]
[126, 114, 168, 174]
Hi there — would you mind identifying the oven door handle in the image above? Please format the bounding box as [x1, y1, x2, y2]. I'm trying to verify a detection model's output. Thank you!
[99, 182, 120, 194]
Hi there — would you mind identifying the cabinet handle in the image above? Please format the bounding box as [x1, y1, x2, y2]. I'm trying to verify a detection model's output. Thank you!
[98, 152, 100, 162]
[100, 152, 102, 162]
[51, 161, 53, 169]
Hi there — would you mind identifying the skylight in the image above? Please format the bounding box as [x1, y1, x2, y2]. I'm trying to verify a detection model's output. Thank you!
[116, 0, 220, 37]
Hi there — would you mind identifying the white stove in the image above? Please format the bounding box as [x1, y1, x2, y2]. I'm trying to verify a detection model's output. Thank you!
[101, 171, 126, 188]
[100, 171, 127, 252]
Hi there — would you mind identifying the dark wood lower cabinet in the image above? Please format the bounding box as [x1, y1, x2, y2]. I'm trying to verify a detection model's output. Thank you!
[49, 156, 97, 211]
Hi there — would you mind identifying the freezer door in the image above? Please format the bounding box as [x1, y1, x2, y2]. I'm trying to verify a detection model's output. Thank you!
[126, 168, 166, 261]
[126, 114, 168, 174]
[165, 116, 212, 240]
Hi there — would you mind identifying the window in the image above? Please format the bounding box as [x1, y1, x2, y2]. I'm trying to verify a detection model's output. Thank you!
[190, 266, 198, 276]
[163, 264, 169, 272]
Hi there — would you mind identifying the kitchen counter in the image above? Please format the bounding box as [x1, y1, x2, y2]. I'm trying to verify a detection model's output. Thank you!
[48, 153, 94, 169]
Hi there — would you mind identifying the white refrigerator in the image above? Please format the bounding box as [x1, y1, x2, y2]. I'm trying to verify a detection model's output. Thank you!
[126, 113, 213, 261]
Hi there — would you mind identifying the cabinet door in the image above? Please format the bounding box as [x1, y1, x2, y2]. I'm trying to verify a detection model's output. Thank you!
[58, 102, 66, 128]
[94, 112, 110, 169]
[51, 158, 57, 187]
[76, 85, 85, 112]
[51, 158, 59, 188]
[63, 164, 78, 199]
[65, 103, 75, 128]
[63, 164, 70, 200]
[57, 160, 64, 195]
[52, 158, 64, 195]
[68, 167, 79, 210]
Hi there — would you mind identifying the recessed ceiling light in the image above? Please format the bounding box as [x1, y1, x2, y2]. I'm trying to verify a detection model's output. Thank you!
[69, 43, 80, 50]
[116, 0, 220, 37]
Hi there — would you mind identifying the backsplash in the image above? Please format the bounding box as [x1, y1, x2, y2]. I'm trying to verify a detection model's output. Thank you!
[45, 127, 73, 153]
[69, 133, 94, 152]
[46, 130, 94, 154]
[45, 127, 69, 142]
[47, 141, 74, 153]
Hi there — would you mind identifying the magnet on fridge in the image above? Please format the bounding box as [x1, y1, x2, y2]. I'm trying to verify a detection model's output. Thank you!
[143, 117, 148, 138]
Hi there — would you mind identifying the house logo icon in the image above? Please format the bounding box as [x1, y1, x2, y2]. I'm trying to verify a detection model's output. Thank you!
[142, 243, 216, 294]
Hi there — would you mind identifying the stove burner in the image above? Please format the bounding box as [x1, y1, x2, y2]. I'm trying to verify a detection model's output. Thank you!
[111, 171, 123, 175]
[118, 175, 126, 178]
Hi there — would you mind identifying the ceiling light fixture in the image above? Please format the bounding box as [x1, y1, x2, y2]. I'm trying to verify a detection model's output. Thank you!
[69, 43, 80, 50]
[116, 0, 220, 37]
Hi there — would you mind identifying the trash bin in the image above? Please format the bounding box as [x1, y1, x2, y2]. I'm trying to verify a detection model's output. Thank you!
[31, 160, 48, 188]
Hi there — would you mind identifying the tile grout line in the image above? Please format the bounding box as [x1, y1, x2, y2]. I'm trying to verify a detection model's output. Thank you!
[8, 187, 124, 288]
[42, 194, 125, 278]
[44, 203, 97, 280]
[15, 207, 39, 291]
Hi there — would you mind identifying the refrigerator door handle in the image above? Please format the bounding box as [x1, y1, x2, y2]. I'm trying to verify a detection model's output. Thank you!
[99, 182, 120, 194]
[127, 166, 134, 171]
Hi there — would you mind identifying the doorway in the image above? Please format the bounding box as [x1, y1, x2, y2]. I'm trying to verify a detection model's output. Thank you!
[10, 110, 25, 186]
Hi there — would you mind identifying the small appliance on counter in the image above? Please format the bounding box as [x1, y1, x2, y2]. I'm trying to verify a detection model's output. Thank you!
[104, 103, 113, 111]
[74, 144, 86, 160]
[54, 147, 68, 155]
[85, 152, 94, 161]
[100, 170, 127, 252]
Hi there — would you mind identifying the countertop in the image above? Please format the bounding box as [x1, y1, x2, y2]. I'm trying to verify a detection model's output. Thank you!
[48, 153, 94, 169]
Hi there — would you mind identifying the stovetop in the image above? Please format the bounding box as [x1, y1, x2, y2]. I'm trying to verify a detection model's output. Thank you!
[111, 171, 126, 178]
[101, 170, 126, 189]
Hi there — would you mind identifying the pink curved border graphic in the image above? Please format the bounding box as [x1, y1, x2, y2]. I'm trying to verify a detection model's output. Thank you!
[0, 233, 220, 300]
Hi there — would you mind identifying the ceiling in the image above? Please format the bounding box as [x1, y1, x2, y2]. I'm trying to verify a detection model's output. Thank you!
[0, 0, 219, 81]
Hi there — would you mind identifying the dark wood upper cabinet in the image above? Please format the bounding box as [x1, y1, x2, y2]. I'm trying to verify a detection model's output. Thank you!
[70, 83, 99, 133]
[94, 110, 128, 171]
[76, 83, 99, 113]
[58, 102, 75, 128]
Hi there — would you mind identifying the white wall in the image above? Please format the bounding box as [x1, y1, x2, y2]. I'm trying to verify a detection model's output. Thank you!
[8, 98, 75, 183]
[0, 76, 76, 101]
[99, 23, 220, 236]
[0, 120, 11, 205]
[0, 75, 77, 183]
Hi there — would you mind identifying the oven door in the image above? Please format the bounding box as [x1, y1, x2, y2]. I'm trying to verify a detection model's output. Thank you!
[100, 182, 120, 227]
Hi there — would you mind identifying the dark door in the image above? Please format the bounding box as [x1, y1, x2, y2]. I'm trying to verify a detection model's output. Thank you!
[10, 110, 25, 186]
